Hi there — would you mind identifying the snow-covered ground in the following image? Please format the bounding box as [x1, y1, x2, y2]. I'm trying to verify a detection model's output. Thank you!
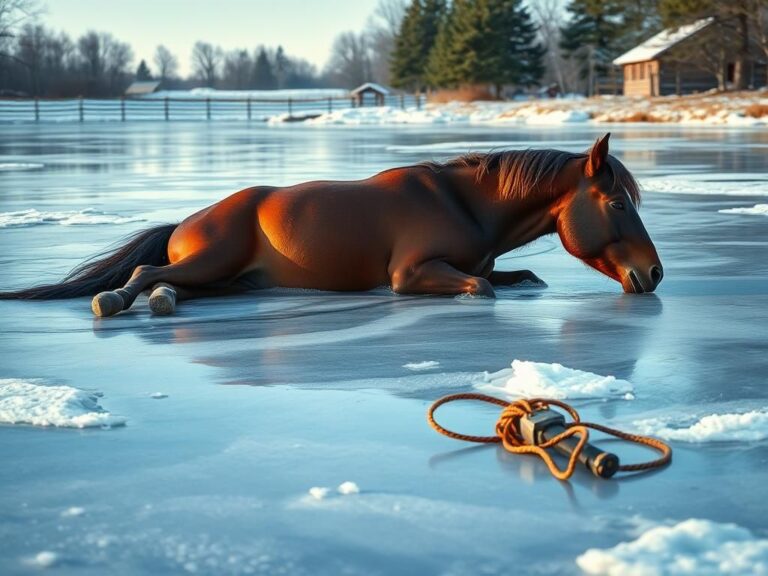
[0, 123, 766, 574]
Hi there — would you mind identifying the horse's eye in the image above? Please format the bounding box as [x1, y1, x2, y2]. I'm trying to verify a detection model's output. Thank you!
[610, 201, 625, 210]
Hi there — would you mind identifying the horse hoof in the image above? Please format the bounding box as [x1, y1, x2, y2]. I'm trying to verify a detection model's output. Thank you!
[149, 286, 176, 316]
[92, 291, 124, 317]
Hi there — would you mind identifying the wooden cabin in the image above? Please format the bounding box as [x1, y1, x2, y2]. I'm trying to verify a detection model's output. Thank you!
[350, 83, 389, 106]
[614, 19, 768, 96]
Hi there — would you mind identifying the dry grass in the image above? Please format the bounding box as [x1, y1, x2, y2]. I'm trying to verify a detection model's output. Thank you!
[428, 86, 498, 103]
[745, 103, 768, 118]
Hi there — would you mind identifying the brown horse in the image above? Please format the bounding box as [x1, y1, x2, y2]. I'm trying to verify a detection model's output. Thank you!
[0, 133, 662, 316]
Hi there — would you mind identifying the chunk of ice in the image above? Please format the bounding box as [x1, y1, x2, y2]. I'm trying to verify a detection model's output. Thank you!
[576, 518, 768, 575]
[61, 507, 85, 517]
[25, 551, 59, 568]
[475, 360, 633, 400]
[719, 204, 768, 216]
[0, 379, 126, 428]
[0, 208, 144, 228]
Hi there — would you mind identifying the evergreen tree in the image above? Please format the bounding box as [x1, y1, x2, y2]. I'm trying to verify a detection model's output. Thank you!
[136, 59, 152, 81]
[486, 0, 544, 93]
[390, 0, 445, 91]
[559, 0, 623, 95]
[252, 47, 276, 89]
[274, 45, 289, 89]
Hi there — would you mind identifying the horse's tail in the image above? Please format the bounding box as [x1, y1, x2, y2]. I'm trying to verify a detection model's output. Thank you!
[0, 223, 177, 300]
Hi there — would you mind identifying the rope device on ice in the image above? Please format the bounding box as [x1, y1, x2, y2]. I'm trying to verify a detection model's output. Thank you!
[427, 393, 672, 481]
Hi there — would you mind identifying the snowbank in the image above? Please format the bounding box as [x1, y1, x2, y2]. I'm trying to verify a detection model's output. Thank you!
[641, 174, 768, 197]
[577, 518, 768, 575]
[475, 360, 634, 401]
[0, 208, 144, 228]
[719, 204, 768, 216]
[633, 408, 768, 442]
[0, 379, 126, 428]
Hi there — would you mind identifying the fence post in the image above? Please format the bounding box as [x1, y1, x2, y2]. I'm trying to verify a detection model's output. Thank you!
[328, 97, 332, 114]
[416, 93, 421, 110]
[120, 96, 126, 122]
[79, 96, 84, 122]
[206, 97, 211, 120]
[164, 97, 169, 121]
[400, 94, 405, 110]
[247, 97, 252, 121]
[34, 98, 40, 122]
[350, 96, 355, 109]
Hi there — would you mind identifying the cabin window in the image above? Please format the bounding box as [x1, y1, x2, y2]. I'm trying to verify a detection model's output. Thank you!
[639, 63, 645, 80]
[631, 64, 636, 81]
[648, 63, 653, 79]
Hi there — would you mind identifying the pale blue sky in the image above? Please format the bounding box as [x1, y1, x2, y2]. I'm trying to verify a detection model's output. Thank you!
[43, 0, 382, 76]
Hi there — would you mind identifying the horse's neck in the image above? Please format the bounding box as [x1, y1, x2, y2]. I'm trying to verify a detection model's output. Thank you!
[450, 164, 567, 256]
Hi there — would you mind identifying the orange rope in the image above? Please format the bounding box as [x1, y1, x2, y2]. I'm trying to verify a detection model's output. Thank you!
[427, 393, 672, 481]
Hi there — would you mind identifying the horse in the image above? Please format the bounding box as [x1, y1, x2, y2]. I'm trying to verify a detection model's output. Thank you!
[0, 133, 663, 317]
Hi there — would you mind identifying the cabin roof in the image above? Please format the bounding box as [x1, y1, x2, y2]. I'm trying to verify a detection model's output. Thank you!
[125, 80, 162, 96]
[613, 18, 713, 66]
[350, 82, 390, 96]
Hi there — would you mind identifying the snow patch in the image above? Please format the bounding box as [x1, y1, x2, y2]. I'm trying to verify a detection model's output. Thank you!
[0, 379, 126, 428]
[641, 175, 768, 197]
[719, 203, 768, 216]
[337, 481, 360, 495]
[308, 487, 330, 500]
[149, 392, 168, 399]
[403, 361, 440, 371]
[476, 360, 633, 401]
[24, 551, 59, 568]
[0, 208, 144, 228]
[61, 506, 85, 517]
[576, 518, 768, 575]
[0, 162, 44, 171]
[633, 408, 768, 442]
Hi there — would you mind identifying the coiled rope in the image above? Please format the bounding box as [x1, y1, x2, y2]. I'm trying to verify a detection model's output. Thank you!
[427, 393, 672, 481]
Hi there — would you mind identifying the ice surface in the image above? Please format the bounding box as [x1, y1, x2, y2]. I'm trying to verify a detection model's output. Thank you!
[718, 203, 768, 216]
[0, 379, 126, 428]
[0, 208, 144, 228]
[577, 518, 768, 575]
[634, 409, 768, 442]
[0, 123, 767, 575]
[0, 162, 44, 171]
[641, 174, 768, 197]
[476, 360, 634, 400]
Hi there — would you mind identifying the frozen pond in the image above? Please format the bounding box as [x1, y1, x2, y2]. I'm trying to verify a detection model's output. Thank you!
[1, 122, 767, 574]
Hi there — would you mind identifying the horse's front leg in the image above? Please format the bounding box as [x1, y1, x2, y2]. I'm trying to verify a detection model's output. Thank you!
[487, 269, 547, 287]
[391, 260, 496, 297]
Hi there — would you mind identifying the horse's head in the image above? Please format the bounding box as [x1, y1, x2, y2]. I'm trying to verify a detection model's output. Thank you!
[556, 134, 663, 293]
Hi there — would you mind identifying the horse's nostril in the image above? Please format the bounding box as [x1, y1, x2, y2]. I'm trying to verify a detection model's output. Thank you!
[650, 265, 663, 286]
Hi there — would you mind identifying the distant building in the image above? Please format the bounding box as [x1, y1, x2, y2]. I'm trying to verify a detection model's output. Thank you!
[613, 19, 768, 96]
[124, 81, 162, 97]
[350, 83, 390, 106]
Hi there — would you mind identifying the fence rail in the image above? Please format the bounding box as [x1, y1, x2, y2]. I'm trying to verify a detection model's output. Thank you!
[0, 94, 424, 123]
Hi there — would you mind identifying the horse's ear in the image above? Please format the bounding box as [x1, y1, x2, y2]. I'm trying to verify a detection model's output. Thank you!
[585, 133, 610, 178]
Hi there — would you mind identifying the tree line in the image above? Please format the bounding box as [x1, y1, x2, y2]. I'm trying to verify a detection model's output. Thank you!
[388, 0, 768, 96]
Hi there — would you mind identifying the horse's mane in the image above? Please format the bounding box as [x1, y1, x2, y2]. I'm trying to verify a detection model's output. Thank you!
[422, 149, 642, 207]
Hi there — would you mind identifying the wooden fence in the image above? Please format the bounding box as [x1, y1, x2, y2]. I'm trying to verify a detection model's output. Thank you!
[0, 94, 424, 123]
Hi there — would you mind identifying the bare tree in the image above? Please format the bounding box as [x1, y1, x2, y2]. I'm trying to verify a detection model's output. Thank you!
[325, 31, 372, 87]
[153, 44, 178, 81]
[222, 48, 252, 89]
[76, 31, 133, 95]
[191, 41, 221, 87]
[365, 0, 406, 85]
[531, 0, 568, 92]
[0, 0, 41, 41]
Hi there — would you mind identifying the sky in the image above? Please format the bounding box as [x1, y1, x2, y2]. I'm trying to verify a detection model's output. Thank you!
[42, 0, 383, 77]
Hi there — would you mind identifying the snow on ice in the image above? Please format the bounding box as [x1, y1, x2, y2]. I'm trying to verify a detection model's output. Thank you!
[476, 360, 634, 401]
[0, 379, 126, 428]
[577, 518, 768, 575]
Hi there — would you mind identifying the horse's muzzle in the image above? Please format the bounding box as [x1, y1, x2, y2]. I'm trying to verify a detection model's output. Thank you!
[624, 265, 663, 294]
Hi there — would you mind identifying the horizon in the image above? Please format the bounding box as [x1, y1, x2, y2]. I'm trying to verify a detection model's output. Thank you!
[43, 0, 384, 77]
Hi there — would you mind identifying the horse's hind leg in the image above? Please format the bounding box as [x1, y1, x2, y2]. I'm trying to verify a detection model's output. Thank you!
[147, 281, 252, 315]
[92, 251, 249, 317]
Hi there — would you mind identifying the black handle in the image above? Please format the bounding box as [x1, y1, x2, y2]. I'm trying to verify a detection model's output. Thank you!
[540, 424, 620, 478]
